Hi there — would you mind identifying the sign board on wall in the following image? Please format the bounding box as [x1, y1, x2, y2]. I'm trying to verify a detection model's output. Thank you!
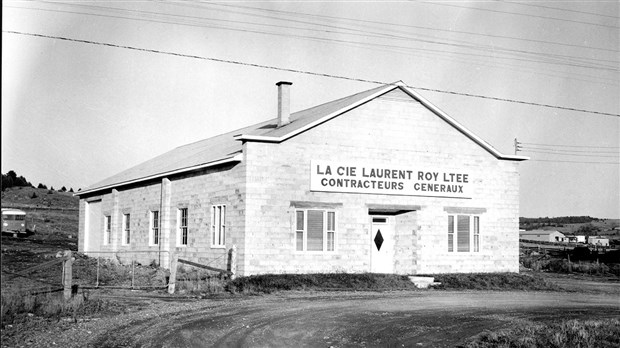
[310, 160, 472, 198]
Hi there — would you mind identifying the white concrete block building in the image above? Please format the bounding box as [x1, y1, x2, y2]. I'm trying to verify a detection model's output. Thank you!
[76, 81, 528, 276]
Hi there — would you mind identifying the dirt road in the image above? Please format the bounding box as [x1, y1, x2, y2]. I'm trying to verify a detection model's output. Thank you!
[86, 291, 619, 348]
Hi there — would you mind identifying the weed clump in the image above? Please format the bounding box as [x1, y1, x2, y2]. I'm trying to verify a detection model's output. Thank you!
[463, 318, 620, 348]
[430, 273, 557, 291]
[1, 289, 111, 327]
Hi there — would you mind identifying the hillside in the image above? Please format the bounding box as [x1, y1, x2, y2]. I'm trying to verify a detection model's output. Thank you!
[1, 186, 78, 210]
[1, 186, 79, 248]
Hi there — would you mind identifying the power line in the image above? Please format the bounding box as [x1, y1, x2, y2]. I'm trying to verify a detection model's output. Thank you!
[519, 147, 619, 154]
[17, 2, 618, 72]
[519, 141, 620, 149]
[427, 1, 619, 29]
[504, 1, 620, 20]
[8, 2, 619, 87]
[4, 30, 620, 118]
[518, 149, 619, 158]
[197, 1, 619, 53]
[528, 159, 619, 165]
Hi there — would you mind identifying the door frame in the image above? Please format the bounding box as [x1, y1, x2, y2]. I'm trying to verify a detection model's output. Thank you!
[370, 215, 394, 273]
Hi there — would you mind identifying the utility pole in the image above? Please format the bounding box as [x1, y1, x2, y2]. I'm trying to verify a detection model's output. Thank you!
[514, 138, 518, 155]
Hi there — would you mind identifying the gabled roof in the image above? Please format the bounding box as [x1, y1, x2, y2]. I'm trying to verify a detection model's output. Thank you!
[77, 81, 527, 196]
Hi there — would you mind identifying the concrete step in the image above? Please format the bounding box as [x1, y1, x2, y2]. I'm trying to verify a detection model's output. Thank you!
[408, 276, 442, 289]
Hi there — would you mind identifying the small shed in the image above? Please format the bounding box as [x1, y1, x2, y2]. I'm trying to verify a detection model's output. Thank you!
[519, 230, 565, 243]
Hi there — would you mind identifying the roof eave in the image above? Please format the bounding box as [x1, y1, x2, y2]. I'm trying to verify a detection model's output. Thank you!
[398, 85, 529, 161]
[74, 153, 243, 197]
[235, 84, 398, 143]
[235, 84, 528, 162]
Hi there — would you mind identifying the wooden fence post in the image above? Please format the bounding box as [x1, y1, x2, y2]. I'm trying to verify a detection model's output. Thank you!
[167, 254, 178, 294]
[62, 250, 73, 300]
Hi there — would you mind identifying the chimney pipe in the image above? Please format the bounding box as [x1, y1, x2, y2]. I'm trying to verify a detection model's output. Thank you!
[276, 81, 292, 127]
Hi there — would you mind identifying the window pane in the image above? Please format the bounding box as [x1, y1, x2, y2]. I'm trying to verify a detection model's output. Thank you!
[457, 215, 470, 252]
[473, 216, 479, 252]
[327, 212, 335, 231]
[153, 211, 159, 245]
[124, 214, 131, 245]
[448, 215, 454, 252]
[211, 206, 216, 245]
[327, 231, 334, 251]
[296, 211, 304, 230]
[296, 231, 304, 251]
[307, 210, 324, 251]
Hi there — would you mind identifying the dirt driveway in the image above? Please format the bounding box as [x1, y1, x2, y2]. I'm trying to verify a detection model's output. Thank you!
[81, 290, 618, 348]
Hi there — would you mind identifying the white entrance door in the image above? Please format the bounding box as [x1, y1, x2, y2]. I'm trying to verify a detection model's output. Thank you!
[370, 216, 394, 273]
[85, 200, 102, 253]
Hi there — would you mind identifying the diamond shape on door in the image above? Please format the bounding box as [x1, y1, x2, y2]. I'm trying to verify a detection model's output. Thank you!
[374, 230, 384, 251]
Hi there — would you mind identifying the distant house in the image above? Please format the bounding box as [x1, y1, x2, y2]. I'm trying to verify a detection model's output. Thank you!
[519, 230, 565, 243]
[588, 236, 610, 247]
[562, 235, 586, 243]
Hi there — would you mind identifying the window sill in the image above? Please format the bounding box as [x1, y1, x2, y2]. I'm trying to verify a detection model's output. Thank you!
[210, 245, 226, 249]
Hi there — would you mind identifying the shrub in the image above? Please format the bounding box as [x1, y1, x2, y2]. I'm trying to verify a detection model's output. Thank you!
[227, 273, 418, 294]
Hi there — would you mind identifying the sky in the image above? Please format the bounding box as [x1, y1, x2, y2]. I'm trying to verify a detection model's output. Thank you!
[2, 0, 619, 218]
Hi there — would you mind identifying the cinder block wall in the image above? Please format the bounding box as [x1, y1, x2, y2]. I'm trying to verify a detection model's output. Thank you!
[78, 162, 247, 271]
[243, 89, 521, 275]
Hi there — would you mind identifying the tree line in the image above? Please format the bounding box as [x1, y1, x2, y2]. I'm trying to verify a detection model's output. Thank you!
[520, 216, 599, 225]
[1, 170, 75, 193]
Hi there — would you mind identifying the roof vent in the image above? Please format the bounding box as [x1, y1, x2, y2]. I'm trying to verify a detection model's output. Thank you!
[276, 81, 292, 127]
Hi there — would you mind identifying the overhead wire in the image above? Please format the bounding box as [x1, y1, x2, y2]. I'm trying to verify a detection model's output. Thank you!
[518, 147, 619, 154]
[528, 159, 619, 165]
[190, 1, 618, 53]
[518, 141, 620, 149]
[503, 1, 620, 20]
[517, 149, 618, 158]
[425, 1, 620, 29]
[516, 140, 620, 164]
[4, 30, 619, 118]
[28, 1, 619, 71]
[182, 1, 618, 69]
[8, 2, 619, 81]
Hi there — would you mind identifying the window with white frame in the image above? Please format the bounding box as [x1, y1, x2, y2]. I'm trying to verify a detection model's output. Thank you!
[295, 209, 336, 252]
[104, 215, 111, 245]
[150, 211, 160, 245]
[447, 214, 480, 252]
[211, 205, 225, 247]
[178, 208, 188, 246]
[122, 214, 131, 245]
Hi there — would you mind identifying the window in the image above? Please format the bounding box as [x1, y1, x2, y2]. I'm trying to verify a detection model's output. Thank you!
[447, 214, 480, 253]
[104, 215, 111, 245]
[211, 205, 225, 247]
[150, 211, 159, 245]
[178, 208, 188, 246]
[295, 209, 336, 252]
[473, 216, 480, 252]
[448, 215, 454, 252]
[122, 214, 131, 245]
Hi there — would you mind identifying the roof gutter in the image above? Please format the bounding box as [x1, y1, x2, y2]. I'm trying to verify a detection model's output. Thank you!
[75, 153, 243, 197]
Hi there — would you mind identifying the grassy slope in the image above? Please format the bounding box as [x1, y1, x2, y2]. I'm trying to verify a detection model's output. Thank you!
[1, 186, 79, 239]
